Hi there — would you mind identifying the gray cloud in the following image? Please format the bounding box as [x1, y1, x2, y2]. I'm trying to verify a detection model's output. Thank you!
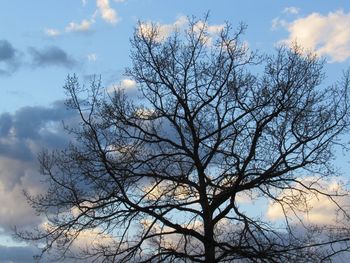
[0, 100, 80, 262]
[0, 101, 75, 161]
[0, 113, 12, 136]
[0, 101, 77, 234]
[0, 40, 16, 61]
[0, 98, 109, 262]
[12, 101, 72, 139]
[0, 41, 78, 76]
[0, 242, 105, 263]
[0, 245, 39, 263]
[29, 46, 76, 68]
[0, 40, 20, 76]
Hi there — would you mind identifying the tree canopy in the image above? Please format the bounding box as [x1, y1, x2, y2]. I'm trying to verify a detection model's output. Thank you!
[20, 17, 350, 262]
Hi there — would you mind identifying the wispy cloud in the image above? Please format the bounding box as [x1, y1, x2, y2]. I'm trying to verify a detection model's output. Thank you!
[279, 10, 350, 62]
[138, 16, 188, 41]
[87, 53, 97, 62]
[138, 16, 224, 44]
[271, 6, 299, 31]
[283, 6, 300, 15]
[271, 17, 288, 31]
[45, 0, 120, 37]
[66, 19, 95, 33]
[96, 0, 118, 24]
[29, 46, 77, 68]
[44, 28, 61, 37]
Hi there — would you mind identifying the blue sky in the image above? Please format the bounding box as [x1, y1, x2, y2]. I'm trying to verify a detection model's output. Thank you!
[1, 1, 350, 262]
[1, 0, 349, 113]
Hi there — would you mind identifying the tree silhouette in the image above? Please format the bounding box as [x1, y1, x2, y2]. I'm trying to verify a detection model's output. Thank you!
[20, 17, 350, 262]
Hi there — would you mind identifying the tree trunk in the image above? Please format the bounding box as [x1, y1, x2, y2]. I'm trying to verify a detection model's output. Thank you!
[204, 216, 215, 262]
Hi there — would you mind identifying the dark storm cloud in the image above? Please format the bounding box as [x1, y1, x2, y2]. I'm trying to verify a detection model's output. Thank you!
[29, 46, 76, 68]
[0, 39, 20, 76]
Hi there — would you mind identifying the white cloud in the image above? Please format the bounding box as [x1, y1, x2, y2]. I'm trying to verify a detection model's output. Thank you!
[96, 0, 118, 24]
[87, 53, 97, 62]
[266, 177, 350, 225]
[40, 220, 115, 260]
[194, 20, 224, 35]
[140, 217, 204, 254]
[120, 78, 136, 89]
[138, 16, 224, 44]
[107, 78, 137, 94]
[47, 0, 122, 37]
[138, 16, 188, 41]
[45, 18, 94, 37]
[271, 6, 299, 31]
[0, 158, 45, 231]
[143, 181, 198, 201]
[70, 228, 114, 249]
[283, 6, 300, 15]
[279, 10, 350, 62]
[66, 19, 94, 32]
[44, 28, 61, 37]
[235, 190, 259, 203]
[271, 17, 288, 31]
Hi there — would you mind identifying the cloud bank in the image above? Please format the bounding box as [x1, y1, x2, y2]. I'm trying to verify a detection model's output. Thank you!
[0, 96, 130, 261]
[0, 101, 76, 233]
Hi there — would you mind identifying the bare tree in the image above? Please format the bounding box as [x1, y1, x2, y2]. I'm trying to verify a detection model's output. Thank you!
[19, 17, 350, 262]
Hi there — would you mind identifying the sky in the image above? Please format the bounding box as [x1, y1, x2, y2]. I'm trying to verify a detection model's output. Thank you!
[1, 0, 350, 262]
